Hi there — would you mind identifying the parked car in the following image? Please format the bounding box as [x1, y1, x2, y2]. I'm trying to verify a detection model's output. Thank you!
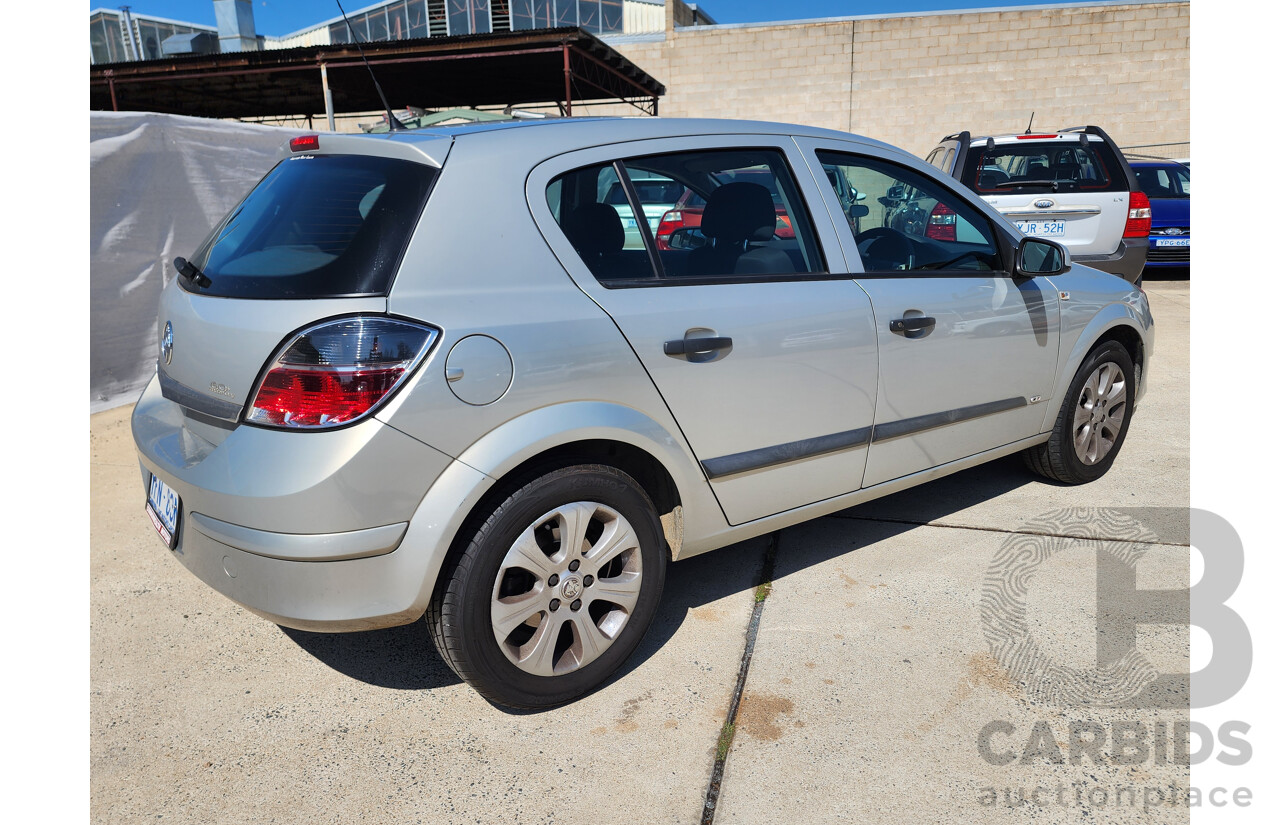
[654, 169, 796, 250]
[602, 172, 685, 249]
[1129, 160, 1190, 270]
[133, 117, 1153, 709]
[927, 126, 1149, 283]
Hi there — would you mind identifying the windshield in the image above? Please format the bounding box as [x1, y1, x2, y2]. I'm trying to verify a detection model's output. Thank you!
[188, 154, 437, 299]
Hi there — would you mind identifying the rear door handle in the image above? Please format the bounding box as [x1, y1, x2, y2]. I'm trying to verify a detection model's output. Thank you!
[663, 336, 733, 356]
[889, 316, 936, 333]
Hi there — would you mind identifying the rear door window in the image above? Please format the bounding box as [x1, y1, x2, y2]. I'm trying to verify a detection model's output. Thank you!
[548, 148, 825, 285]
[188, 154, 437, 299]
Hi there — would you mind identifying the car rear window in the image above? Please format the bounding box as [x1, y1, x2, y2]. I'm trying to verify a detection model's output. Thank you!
[186, 154, 437, 299]
[964, 141, 1125, 194]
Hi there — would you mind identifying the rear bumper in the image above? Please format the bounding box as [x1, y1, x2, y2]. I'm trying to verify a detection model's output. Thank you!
[1074, 237, 1147, 283]
[131, 373, 482, 631]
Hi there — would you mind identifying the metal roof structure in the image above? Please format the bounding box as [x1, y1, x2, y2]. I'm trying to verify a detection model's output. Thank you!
[89, 27, 665, 121]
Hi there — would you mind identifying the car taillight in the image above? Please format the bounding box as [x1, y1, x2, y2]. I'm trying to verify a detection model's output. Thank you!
[246, 317, 438, 429]
[925, 202, 957, 241]
[655, 209, 685, 250]
[289, 134, 319, 152]
[1124, 191, 1152, 238]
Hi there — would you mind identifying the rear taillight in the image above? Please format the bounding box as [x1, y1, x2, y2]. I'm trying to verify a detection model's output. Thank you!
[1124, 191, 1152, 238]
[655, 209, 685, 251]
[246, 317, 438, 429]
[925, 202, 957, 242]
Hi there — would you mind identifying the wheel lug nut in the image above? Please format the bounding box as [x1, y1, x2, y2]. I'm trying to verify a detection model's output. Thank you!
[568, 560, 581, 572]
[583, 575, 594, 587]
[570, 599, 582, 611]
[548, 574, 559, 587]
[549, 599, 561, 612]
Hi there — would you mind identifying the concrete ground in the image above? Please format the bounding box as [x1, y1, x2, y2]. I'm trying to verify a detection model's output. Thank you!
[91, 281, 1190, 824]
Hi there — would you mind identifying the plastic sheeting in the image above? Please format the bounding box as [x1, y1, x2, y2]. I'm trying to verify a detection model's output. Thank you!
[90, 112, 302, 412]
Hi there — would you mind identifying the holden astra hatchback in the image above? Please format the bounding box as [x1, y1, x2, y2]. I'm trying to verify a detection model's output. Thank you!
[133, 117, 1153, 709]
[927, 126, 1149, 284]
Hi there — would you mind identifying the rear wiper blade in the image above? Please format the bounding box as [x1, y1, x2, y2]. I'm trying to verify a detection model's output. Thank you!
[994, 179, 1063, 191]
[174, 256, 212, 289]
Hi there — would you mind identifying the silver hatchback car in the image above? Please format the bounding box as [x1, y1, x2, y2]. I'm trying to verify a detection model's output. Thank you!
[132, 117, 1153, 709]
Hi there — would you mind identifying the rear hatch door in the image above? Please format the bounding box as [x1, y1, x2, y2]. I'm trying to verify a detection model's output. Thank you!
[966, 137, 1130, 255]
[156, 143, 442, 429]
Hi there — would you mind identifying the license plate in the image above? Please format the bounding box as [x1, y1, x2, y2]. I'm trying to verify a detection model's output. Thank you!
[1155, 238, 1190, 247]
[1016, 220, 1066, 237]
[146, 473, 181, 549]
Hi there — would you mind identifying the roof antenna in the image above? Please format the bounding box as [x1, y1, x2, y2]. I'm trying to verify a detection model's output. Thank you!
[335, 0, 407, 131]
[1025, 112, 1035, 135]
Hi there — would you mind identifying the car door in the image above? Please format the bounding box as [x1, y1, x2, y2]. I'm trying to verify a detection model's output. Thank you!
[529, 137, 878, 526]
[797, 140, 1061, 488]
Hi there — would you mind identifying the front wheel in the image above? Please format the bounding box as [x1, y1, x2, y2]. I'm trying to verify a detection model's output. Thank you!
[429, 465, 667, 709]
[1023, 340, 1136, 484]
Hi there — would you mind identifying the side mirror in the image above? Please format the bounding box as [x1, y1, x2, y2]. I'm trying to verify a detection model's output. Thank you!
[846, 203, 870, 220]
[886, 184, 907, 201]
[667, 226, 707, 250]
[1016, 238, 1070, 277]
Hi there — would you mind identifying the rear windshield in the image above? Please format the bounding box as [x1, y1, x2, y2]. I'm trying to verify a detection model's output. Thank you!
[963, 140, 1126, 194]
[187, 154, 437, 299]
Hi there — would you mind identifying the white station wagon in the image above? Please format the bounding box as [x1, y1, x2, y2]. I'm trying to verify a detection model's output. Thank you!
[133, 117, 1154, 708]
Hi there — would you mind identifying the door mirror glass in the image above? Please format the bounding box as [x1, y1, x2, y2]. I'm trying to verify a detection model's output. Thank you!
[1017, 238, 1069, 276]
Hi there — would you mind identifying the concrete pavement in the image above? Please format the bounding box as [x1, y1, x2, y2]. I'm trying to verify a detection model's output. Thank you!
[90, 281, 1190, 824]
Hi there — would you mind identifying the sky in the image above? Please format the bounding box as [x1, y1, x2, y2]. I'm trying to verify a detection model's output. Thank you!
[91, 0, 1112, 36]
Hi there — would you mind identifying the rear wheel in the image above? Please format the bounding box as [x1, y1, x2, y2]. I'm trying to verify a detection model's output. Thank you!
[1023, 340, 1135, 484]
[429, 464, 667, 709]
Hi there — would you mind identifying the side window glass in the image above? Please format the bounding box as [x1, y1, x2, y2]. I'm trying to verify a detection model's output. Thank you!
[817, 151, 1002, 273]
[621, 149, 824, 279]
[547, 164, 657, 282]
[546, 148, 825, 286]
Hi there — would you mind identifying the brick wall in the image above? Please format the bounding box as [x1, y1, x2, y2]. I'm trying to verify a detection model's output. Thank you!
[589, 1, 1189, 158]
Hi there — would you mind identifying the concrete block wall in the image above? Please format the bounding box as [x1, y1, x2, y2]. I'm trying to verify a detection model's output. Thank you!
[591, 1, 1189, 158]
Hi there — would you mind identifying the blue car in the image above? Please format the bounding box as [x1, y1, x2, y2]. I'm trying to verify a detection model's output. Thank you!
[1131, 160, 1190, 270]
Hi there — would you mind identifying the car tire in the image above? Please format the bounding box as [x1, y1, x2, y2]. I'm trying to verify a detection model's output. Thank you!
[428, 464, 667, 710]
[1023, 340, 1135, 485]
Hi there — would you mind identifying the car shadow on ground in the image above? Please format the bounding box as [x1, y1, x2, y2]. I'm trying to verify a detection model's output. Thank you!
[279, 454, 1040, 701]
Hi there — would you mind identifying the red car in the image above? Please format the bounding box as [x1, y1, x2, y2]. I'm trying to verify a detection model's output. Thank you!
[655, 170, 795, 250]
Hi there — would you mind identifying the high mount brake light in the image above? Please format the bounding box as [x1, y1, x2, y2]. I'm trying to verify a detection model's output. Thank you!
[1017, 134, 1059, 140]
[1124, 191, 1152, 238]
[290, 135, 320, 152]
[246, 317, 438, 429]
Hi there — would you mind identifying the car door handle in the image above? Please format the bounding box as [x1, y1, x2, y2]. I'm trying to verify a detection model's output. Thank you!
[664, 336, 733, 356]
[889, 316, 936, 333]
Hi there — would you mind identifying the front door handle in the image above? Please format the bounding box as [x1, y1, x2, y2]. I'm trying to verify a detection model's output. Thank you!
[889, 316, 936, 333]
[663, 336, 733, 356]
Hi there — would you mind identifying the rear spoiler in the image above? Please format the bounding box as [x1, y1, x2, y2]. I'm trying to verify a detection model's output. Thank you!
[1058, 125, 1141, 191]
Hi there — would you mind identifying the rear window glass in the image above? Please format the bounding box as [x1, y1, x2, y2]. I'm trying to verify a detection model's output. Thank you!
[187, 154, 436, 299]
[964, 141, 1124, 193]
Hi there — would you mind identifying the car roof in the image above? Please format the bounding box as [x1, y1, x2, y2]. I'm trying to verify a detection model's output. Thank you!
[351, 115, 902, 157]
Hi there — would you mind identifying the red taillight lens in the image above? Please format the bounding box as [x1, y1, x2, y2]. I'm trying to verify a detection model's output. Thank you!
[247, 317, 438, 429]
[289, 134, 320, 152]
[1017, 134, 1059, 139]
[1124, 191, 1152, 238]
[925, 201, 958, 242]
[655, 209, 685, 251]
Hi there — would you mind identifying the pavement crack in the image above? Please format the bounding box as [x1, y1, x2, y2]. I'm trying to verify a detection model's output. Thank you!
[700, 531, 778, 825]
[823, 513, 1189, 546]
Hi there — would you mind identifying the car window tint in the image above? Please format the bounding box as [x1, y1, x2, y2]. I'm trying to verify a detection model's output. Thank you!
[966, 142, 1123, 193]
[189, 154, 436, 299]
[622, 149, 824, 279]
[817, 151, 1001, 273]
[548, 163, 657, 281]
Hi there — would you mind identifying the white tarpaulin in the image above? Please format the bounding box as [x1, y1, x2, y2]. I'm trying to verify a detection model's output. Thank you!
[90, 112, 302, 412]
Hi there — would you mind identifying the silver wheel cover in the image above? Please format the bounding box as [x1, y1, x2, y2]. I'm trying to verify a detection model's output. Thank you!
[1072, 361, 1127, 465]
[490, 502, 643, 677]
